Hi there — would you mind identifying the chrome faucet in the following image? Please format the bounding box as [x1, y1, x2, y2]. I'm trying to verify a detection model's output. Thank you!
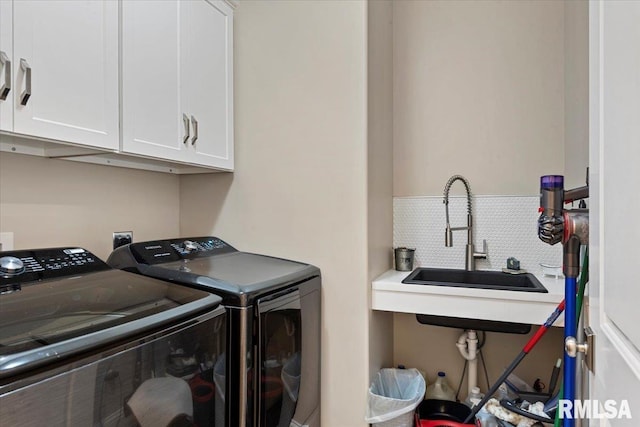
[443, 175, 487, 271]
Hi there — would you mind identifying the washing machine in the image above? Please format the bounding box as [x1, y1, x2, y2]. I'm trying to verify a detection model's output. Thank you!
[0, 246, 227, 427]
[107, 236, 321, 427]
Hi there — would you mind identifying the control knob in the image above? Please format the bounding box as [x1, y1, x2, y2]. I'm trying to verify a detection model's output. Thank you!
[183, 240, 198, 253]
[0, 256, 25, 276]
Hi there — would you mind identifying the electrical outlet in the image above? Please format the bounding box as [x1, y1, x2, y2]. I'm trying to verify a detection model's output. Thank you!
[0, 232, 14, 251]
[113, 231, 133, 250]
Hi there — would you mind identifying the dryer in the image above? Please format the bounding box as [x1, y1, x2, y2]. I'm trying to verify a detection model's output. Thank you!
[108, 236, 321, 427]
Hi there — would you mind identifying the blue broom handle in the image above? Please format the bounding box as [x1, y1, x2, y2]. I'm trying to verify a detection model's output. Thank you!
[563, 276, 577, 427]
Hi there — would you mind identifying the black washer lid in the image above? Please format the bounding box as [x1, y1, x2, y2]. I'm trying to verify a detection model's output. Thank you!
[0, 248, 221, 379]
[108, 237, 320, 306]
[140, 252, 319, 306]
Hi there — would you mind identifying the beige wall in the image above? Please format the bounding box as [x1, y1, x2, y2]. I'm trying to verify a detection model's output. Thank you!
[180, 1, 370, 426]
[0, 150, 179, 260]
[393, 0, 566, 196]
[367, 0, 394, 381]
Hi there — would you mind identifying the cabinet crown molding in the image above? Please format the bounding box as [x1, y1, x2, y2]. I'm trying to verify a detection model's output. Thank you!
[224, 0, 238, 9]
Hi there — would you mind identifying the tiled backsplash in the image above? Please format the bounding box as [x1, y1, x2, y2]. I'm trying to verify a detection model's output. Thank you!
[393, 196, 562, 275]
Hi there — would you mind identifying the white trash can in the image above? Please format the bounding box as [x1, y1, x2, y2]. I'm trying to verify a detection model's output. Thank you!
[365, 368, 426, 427]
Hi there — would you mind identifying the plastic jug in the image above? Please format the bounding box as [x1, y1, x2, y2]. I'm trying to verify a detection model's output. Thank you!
[464, 386, 484, 408]
[425, 371, 455, 401]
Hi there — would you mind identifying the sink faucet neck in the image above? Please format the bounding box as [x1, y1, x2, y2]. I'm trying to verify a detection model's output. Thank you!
[443, 175, 472, 217]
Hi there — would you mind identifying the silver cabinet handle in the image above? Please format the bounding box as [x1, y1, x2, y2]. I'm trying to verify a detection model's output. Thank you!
[190, 115, 198, 144]
[0, 51, 10, 101]
[19, 59, 31, 106]
[182, 113, 190, 144]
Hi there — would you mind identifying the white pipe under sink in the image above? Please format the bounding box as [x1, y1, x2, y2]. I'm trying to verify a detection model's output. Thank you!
[456, 329, 479, 397]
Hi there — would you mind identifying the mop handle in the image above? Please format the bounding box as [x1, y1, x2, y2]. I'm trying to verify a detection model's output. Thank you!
[525, 300, 566, 352]
[463, 298, 566, 424]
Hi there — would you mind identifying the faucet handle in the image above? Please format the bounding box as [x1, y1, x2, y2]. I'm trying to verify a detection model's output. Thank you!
[474, 239, 488, 259]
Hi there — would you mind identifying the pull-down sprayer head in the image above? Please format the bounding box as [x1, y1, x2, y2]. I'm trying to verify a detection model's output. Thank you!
[445, 227, 453, 247]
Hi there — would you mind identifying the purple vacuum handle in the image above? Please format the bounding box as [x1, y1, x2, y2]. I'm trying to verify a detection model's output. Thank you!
[538, 175, 565, 246]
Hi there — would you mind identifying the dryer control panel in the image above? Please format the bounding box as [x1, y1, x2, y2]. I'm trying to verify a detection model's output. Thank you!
[128, 236, 237, 265]
[0, 248, 109, 291]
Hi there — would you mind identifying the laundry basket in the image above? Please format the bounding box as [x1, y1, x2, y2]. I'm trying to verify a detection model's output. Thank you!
[365, 368, 426, 427]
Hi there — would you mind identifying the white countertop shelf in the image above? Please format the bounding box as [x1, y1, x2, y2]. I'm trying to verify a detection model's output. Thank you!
[372, 269, 565, 326]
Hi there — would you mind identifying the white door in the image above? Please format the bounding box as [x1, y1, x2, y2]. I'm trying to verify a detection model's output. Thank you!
[12, 0, 118, 150]
[0, 0, 12, 132]
[121, 0, 189, 163]
[184, 0, 234, 170]
[588, 1, 640, 425]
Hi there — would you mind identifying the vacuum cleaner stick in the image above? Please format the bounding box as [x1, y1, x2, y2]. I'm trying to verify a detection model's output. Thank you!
[537, 174, 588, 427]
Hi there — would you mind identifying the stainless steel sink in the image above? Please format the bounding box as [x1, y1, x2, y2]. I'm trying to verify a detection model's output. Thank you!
[402, 267, 547, 293]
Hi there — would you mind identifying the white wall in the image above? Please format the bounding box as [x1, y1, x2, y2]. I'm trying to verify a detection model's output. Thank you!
[0, 150, 180, 260]
[179, 1, 370, 426]
[393, 0, 566, 196]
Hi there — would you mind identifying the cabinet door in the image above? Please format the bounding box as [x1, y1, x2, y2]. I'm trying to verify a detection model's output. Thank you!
[12, 0, 118, 150]
[184, 0, 234, 170]
[0, 0, 12, 132]
[121, 0, 189, 163]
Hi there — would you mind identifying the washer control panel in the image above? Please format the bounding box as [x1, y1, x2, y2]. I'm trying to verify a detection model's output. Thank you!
[129, 236, 236, 265]
[0, 247, 109, 290]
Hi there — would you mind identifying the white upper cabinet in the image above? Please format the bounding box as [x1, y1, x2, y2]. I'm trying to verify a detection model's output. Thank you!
[1, 0, 233, 173]
[11, 0, 119, 150]
[0, 0, 15, 131]
[121, 0, 188, 163]
[0, 0, 14, 132]
[122, 0, 234, 170]
[0, 0, 10, 131]
[183, 0, 234, 170]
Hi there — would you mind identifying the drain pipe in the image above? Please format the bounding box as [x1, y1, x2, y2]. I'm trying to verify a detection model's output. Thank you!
[456, 329, 479, 396]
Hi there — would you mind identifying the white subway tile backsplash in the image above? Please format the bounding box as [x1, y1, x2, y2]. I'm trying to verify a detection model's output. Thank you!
[393, 196, 562, 275]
